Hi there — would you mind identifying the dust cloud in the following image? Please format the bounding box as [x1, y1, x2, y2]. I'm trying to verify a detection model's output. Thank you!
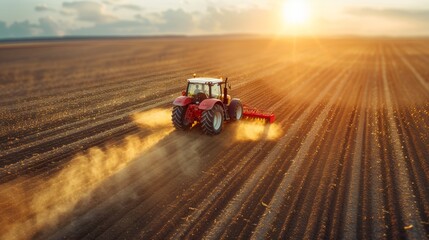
[0, 108, 174, 240]
[234, 120, 282, 141]
[133, 108, 172, 128]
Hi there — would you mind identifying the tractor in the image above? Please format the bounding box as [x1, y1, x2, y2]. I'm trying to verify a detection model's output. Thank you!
[172, 77, 242, 135]
[172, 77, 275, 135]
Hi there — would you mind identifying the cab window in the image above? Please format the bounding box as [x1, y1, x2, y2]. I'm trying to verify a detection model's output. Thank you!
[211, 84, 221, 99]
[187, 83, 209, 96]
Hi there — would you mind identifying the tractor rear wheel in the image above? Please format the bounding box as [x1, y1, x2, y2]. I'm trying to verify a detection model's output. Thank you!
[201, 104, 224, 135]
[172, 106, 192, 130]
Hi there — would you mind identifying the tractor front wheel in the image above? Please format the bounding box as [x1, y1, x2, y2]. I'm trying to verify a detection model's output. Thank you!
[201, 104, 224, 135]
[229, 100, 243, 121]
[172, 106, 192, 130]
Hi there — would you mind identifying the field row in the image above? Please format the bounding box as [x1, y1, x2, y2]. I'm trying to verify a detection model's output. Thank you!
[0, 38, 428, 239]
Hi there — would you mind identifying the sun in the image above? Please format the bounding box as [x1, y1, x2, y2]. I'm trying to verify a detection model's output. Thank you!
[282, 0, 311, 25]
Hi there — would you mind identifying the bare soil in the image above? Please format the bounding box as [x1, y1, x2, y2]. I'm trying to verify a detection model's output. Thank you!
[0, 37, 428, 239]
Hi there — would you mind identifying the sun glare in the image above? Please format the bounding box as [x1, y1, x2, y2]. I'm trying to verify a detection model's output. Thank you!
[282, 0, 310, 25]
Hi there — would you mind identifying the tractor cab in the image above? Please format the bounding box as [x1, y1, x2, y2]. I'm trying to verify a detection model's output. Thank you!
[185, 78, 229, 104]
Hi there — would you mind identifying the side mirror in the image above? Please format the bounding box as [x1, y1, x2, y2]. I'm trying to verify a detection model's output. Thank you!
[181, 90, 186, 96]
[228, 84, 231, 90]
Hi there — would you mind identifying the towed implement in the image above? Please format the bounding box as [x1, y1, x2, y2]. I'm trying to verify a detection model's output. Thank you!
[242, 105, 275, 123]
[172, 77, 275, 135]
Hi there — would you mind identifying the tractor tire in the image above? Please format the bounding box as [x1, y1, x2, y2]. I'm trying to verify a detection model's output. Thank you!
[201, 104, 224, 135]
[172, 106, 192, 130]
[229, 99, 243, 121]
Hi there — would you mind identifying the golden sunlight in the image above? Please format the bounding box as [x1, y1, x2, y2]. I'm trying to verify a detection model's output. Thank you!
[282, 0, 311, 25]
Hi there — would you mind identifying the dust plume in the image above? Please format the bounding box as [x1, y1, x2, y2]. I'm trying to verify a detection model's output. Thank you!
[234, 120, 282, 141]
[0, 109, 174, 240]
[133, 108, 172, 128]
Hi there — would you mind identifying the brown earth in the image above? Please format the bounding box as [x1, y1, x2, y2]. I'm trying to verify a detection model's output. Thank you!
[0, 37, 428, 240]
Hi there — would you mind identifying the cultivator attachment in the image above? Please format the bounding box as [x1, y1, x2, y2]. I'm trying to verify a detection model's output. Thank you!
[242, 104, 275, 123]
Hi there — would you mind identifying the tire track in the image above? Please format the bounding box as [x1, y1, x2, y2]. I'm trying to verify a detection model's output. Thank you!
[391, 44, 429, 93]
[342, 52, 369, 238]
[380, 46, 426, 238]
[386, 45, 429, 236]
[363, 48, 387, 239]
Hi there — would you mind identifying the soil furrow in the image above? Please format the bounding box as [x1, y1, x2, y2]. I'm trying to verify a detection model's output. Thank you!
[381, 46, 426, 238]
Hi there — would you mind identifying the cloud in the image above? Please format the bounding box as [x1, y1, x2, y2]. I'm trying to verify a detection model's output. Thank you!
[0, 18, 64, 39]
[60, 10, 75, 16]
[0, 21, 8, 37]
[344, 7, 429, 35]
[1, 6, 279, 38]
[103, 0, 123, 5]
[7, 4, 428, 39]
[63, 1, 116, 23]
[158, 9, 194, 32]
[71, 9, 195, 35]
[134, 14, 145, 21]
[114, 4, 142, 11]
[6, 21, 40, 38]
[70, 20, 155, 36]
[35, 4, 56, 12]
[347, 8, 429, 25]
[0, 5, 197, 38]
[200, 7, 279, 33]
[38, 17, 64, 36]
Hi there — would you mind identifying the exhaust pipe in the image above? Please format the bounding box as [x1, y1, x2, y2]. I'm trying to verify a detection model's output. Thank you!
[223, 77, 228, 104]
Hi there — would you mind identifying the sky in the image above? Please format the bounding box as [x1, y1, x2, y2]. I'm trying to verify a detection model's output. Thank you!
[0, 0, 428, 39]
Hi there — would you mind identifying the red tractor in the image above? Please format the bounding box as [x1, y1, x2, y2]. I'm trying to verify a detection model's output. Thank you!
[172, 77, 275, 135]
[172, 77, 243, 135]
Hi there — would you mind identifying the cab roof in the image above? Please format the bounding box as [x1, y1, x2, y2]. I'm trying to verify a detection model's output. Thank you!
[187, 77, 223, 84]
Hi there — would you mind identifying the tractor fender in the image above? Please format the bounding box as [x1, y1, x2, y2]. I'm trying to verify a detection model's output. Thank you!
[230, 98, 240, 103]
[199, 99, 223, 111]
[173, 96, 192, 106]
[229, 98, 241, 109]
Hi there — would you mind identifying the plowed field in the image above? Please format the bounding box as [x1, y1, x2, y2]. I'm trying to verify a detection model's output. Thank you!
[0, 37, 428, 239]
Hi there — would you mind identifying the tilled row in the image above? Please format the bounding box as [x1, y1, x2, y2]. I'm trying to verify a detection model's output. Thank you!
[0, 39, 428, 240]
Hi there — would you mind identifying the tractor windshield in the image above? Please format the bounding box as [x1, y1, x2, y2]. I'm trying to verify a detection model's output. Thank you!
[187, 83, 209, 97]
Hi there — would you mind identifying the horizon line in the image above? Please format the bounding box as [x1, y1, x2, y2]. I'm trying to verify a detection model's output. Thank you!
[1, 33, 429, 43]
